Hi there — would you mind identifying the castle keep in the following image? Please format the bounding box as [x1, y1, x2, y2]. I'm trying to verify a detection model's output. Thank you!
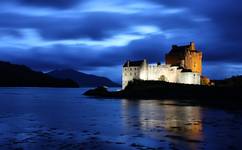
[122, 42, 202, 89]
[165, 42, 202, 74]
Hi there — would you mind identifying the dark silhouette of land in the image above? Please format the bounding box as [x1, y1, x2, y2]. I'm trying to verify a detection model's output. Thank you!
[47, 69, 120, 87]
[213, 76, 242, 87]
[0, 61, 79, 87]
[84, 79, 242, 108]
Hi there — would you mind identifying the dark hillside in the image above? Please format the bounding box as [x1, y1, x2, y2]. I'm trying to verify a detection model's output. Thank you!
[0, 61, 79, 87]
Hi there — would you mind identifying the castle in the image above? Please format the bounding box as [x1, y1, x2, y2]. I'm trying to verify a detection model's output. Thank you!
[122, 42, 202, 89]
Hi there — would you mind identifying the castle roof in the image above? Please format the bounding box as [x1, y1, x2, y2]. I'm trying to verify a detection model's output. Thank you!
[168, 42, 199, 55]
[169, 45, 190, 54]
[123, 60, 145, 67]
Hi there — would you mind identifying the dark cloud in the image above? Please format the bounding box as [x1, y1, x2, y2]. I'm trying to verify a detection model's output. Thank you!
[0, 12, 130, 40]
[0, 31, 242, 80]
[203, 44, 242, 63]
[20, 0, 80, 9]
[38, 13, 131, 40]
[0, 0, 81, 9]
[0, 0, 242, 79]
[150, 0, 242, 44]
[0, 34, 167, 70]
[148, 0, 193, 7]
[0, 11, 200, 41]
[155, 0, 242, 64]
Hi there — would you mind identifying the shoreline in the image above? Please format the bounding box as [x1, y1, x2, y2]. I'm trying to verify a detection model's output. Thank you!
[83, 80, 242, 108]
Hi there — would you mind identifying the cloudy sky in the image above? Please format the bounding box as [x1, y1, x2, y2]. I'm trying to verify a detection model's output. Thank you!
[0, 0, 242, 82]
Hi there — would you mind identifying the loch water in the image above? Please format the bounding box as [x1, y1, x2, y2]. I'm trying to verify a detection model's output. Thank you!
[0, 88, 241, 150]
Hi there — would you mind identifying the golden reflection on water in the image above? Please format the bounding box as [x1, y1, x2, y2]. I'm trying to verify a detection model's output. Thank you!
[121, 99, 203, 149]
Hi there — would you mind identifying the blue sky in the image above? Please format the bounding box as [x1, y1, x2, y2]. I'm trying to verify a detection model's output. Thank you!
[0, 0, 242, 82]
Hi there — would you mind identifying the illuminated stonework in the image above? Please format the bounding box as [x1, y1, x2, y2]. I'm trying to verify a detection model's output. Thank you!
[165, 42, 202, 74]
[122, 42, 202, 89]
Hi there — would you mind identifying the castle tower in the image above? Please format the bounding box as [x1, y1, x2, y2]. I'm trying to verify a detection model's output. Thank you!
[165, 42, 202, 74]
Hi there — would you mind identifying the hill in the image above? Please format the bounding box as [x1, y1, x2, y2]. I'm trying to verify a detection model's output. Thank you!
[47, 69, 120, 87]
[0, 61, 79, 87]
[213, 76, 242, 87]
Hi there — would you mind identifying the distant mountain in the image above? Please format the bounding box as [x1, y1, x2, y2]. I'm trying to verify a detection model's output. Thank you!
[0, 61, 79, 87]
[47, 69, 120, 87]
[213, 76, 242, 87]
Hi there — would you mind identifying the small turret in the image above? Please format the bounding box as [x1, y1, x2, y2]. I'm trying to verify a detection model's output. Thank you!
[190, 41, 196, 51]
[143, 59, 148, 66]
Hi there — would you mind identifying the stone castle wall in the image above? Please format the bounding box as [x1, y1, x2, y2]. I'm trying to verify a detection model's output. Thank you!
[184, 51, 202, 74]
[122, 62, 200, 89]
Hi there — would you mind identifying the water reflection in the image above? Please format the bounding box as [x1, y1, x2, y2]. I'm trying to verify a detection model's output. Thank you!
[121, 99, 203, 150]
[1, 88, 242, 150]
